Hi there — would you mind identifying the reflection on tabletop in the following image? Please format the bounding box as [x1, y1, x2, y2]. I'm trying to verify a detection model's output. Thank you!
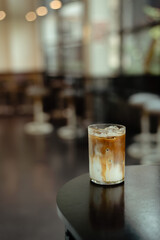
[89, 182, 124, 230]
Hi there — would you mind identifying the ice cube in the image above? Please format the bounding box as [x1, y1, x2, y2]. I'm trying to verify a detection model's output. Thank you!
[105, 126, 119, 131]
[104, 125, 124, 136]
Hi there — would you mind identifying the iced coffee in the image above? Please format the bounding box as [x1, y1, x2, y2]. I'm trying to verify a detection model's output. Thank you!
[88, 124, 125, 185]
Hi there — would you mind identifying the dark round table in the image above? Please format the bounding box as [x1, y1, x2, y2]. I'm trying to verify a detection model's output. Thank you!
[56, 165, 160, 240]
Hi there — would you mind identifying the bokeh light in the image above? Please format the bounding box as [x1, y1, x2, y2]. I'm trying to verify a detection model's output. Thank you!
[50, 0, 62, 10]
[25, 11, 37, 22]
[36, 6, 48, 16]
[0, 11, 6, 21]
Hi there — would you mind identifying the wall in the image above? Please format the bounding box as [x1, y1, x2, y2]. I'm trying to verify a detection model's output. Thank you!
[0, 0, 44, 73]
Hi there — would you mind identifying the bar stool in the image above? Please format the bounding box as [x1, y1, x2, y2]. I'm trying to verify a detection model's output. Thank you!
[141, 98, 160, 165]
[57, 88, 85, 140]
[127, 92, 159, 159]
[24, 85, 53, 135]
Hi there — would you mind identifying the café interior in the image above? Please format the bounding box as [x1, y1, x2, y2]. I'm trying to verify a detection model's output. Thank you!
[0, 0, 160, 239]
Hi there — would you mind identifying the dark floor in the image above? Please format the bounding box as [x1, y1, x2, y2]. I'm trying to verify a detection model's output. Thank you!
[0, 116, 138, 240]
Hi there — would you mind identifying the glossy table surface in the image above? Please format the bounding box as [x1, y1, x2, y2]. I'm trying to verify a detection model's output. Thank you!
[57, 165, 160, 240]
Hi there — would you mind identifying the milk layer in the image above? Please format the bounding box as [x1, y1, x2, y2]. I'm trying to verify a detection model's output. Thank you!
[89, 156, 124, 183]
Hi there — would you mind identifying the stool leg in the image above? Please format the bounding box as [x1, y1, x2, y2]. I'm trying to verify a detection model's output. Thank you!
[33, 99, 43, 123]
[141, 111, 150, 151]
[67, 105, 77, 128]
[156, 116, 160, 153]
[141, 115, 160, 165]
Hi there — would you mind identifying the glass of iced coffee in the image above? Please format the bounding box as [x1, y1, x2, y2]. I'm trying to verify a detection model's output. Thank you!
[88, 124, 126, 185]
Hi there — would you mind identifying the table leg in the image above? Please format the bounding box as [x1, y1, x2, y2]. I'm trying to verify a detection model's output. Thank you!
[65, 228, 76, 240]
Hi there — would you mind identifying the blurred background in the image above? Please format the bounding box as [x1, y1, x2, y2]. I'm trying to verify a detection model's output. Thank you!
[0, 0, 160, 239]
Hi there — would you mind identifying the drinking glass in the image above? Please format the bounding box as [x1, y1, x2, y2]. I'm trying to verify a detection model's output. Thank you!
[88, 124, 126, 185]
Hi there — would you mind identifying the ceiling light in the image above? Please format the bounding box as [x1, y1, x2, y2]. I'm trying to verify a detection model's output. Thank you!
[0, 11, 6, 21]
[50, 0, 62, 10]
[25, 11, 37, 22]
[36, 6, 48, 16]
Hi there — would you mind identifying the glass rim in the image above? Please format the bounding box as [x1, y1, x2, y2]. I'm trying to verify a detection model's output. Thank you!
[88, 123, 126, 129]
